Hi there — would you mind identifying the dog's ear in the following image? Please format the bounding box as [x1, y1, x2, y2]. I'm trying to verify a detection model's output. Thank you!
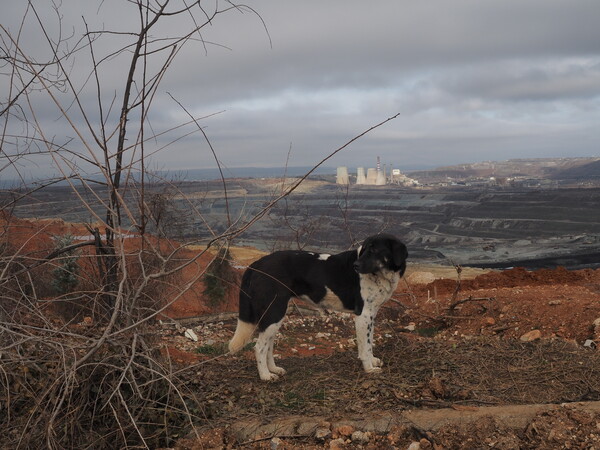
[392, 239, 408, 267]
[357, 236, 372, 256]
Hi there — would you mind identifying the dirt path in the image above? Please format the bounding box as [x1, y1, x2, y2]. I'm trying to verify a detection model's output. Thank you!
[225, 401, 600, 447]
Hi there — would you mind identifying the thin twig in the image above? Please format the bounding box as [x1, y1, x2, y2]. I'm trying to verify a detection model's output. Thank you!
[449, 296, 495, 311]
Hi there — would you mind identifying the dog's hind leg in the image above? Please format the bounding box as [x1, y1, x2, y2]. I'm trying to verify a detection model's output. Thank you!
[255, 319, 284, 381]
[266, 320, 286, 376]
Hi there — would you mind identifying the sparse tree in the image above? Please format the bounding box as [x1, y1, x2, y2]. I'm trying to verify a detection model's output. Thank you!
[0, 2, 398, 446]
[1, 2, 270, 447]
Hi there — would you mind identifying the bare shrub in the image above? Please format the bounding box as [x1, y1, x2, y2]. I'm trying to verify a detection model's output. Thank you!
[0, 324, 202, 449]
[0, 2, 398, 446]
[203, 246, 237, 308]
[0, 1, 267, 446]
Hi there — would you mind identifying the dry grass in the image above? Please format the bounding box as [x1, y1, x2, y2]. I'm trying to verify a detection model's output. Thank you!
[180, 322, 600, 430]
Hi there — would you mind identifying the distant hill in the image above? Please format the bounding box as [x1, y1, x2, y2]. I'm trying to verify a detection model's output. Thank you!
[550, 159, 600, 180]
[407, 157, 600, 184]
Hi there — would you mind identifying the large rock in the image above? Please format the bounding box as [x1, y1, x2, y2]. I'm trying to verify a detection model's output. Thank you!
[520, 330, 542, 342]
[406, 272, 436, 285]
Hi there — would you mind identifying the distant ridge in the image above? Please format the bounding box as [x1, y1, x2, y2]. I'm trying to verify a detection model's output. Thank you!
[159, 166, 337, 181]
[407, 157, 600, 182]
[551, 159, 600, 180]
[1, 166, 339, 188]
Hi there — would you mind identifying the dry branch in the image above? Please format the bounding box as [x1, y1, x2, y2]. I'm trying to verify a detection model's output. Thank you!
[0, 1, 403, 447]
[449, 296, 496, 312]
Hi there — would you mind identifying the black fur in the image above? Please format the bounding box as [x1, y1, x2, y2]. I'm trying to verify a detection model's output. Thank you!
[239, 248, 363, 330]
[355, 233, 408, 275]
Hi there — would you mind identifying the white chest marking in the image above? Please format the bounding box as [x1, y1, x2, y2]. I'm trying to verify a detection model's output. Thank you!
[359, 269, 400, 308]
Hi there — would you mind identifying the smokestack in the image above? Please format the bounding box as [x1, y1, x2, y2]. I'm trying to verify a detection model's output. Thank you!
[356, 167, 366, 184]
[375, 157, 386, 185]
[366, 168, 377, 185]
[336, 166, 349, 185]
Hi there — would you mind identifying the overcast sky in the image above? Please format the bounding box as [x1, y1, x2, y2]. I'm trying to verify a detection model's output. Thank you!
[2, 0, 600, 180]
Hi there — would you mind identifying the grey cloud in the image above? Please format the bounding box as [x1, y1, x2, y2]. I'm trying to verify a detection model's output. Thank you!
[2, 0, 600, 180]
[434, 59, 600, 103]
[185, 0, 600, 100]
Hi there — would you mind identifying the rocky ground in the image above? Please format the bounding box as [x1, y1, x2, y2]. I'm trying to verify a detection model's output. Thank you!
[159, 264, 600, 449]
[4, 214, 600, 448]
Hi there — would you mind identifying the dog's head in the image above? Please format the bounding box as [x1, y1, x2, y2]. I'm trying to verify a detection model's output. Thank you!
[354, 234, 408, 276]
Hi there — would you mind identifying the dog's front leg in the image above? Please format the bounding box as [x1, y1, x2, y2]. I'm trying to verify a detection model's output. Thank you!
[354, 310, 382, 373]
[255, 321, 285, 381]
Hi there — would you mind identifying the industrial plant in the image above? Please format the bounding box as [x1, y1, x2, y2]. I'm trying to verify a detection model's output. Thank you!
[336, 156, 418, 186]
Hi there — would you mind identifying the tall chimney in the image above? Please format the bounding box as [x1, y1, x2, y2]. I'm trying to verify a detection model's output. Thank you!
[375, 156, 386, 185]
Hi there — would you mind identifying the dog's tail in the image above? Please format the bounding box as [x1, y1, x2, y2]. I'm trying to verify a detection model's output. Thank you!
[228, 319, 255, 353]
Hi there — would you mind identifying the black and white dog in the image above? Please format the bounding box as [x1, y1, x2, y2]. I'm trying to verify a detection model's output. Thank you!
[228, 234, 408, 381]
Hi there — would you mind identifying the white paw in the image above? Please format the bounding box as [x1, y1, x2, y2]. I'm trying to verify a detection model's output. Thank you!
[362, 357, 383, 373]
[270, 366, 286, 375]
[259, 372, 280, 381]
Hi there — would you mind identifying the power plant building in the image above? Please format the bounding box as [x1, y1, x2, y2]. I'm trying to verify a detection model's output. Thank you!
[336, 157, 419, 186]
[336, 166, 350, 185]
[356, 167, 366, 184]
[365, 168, 378, 185]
